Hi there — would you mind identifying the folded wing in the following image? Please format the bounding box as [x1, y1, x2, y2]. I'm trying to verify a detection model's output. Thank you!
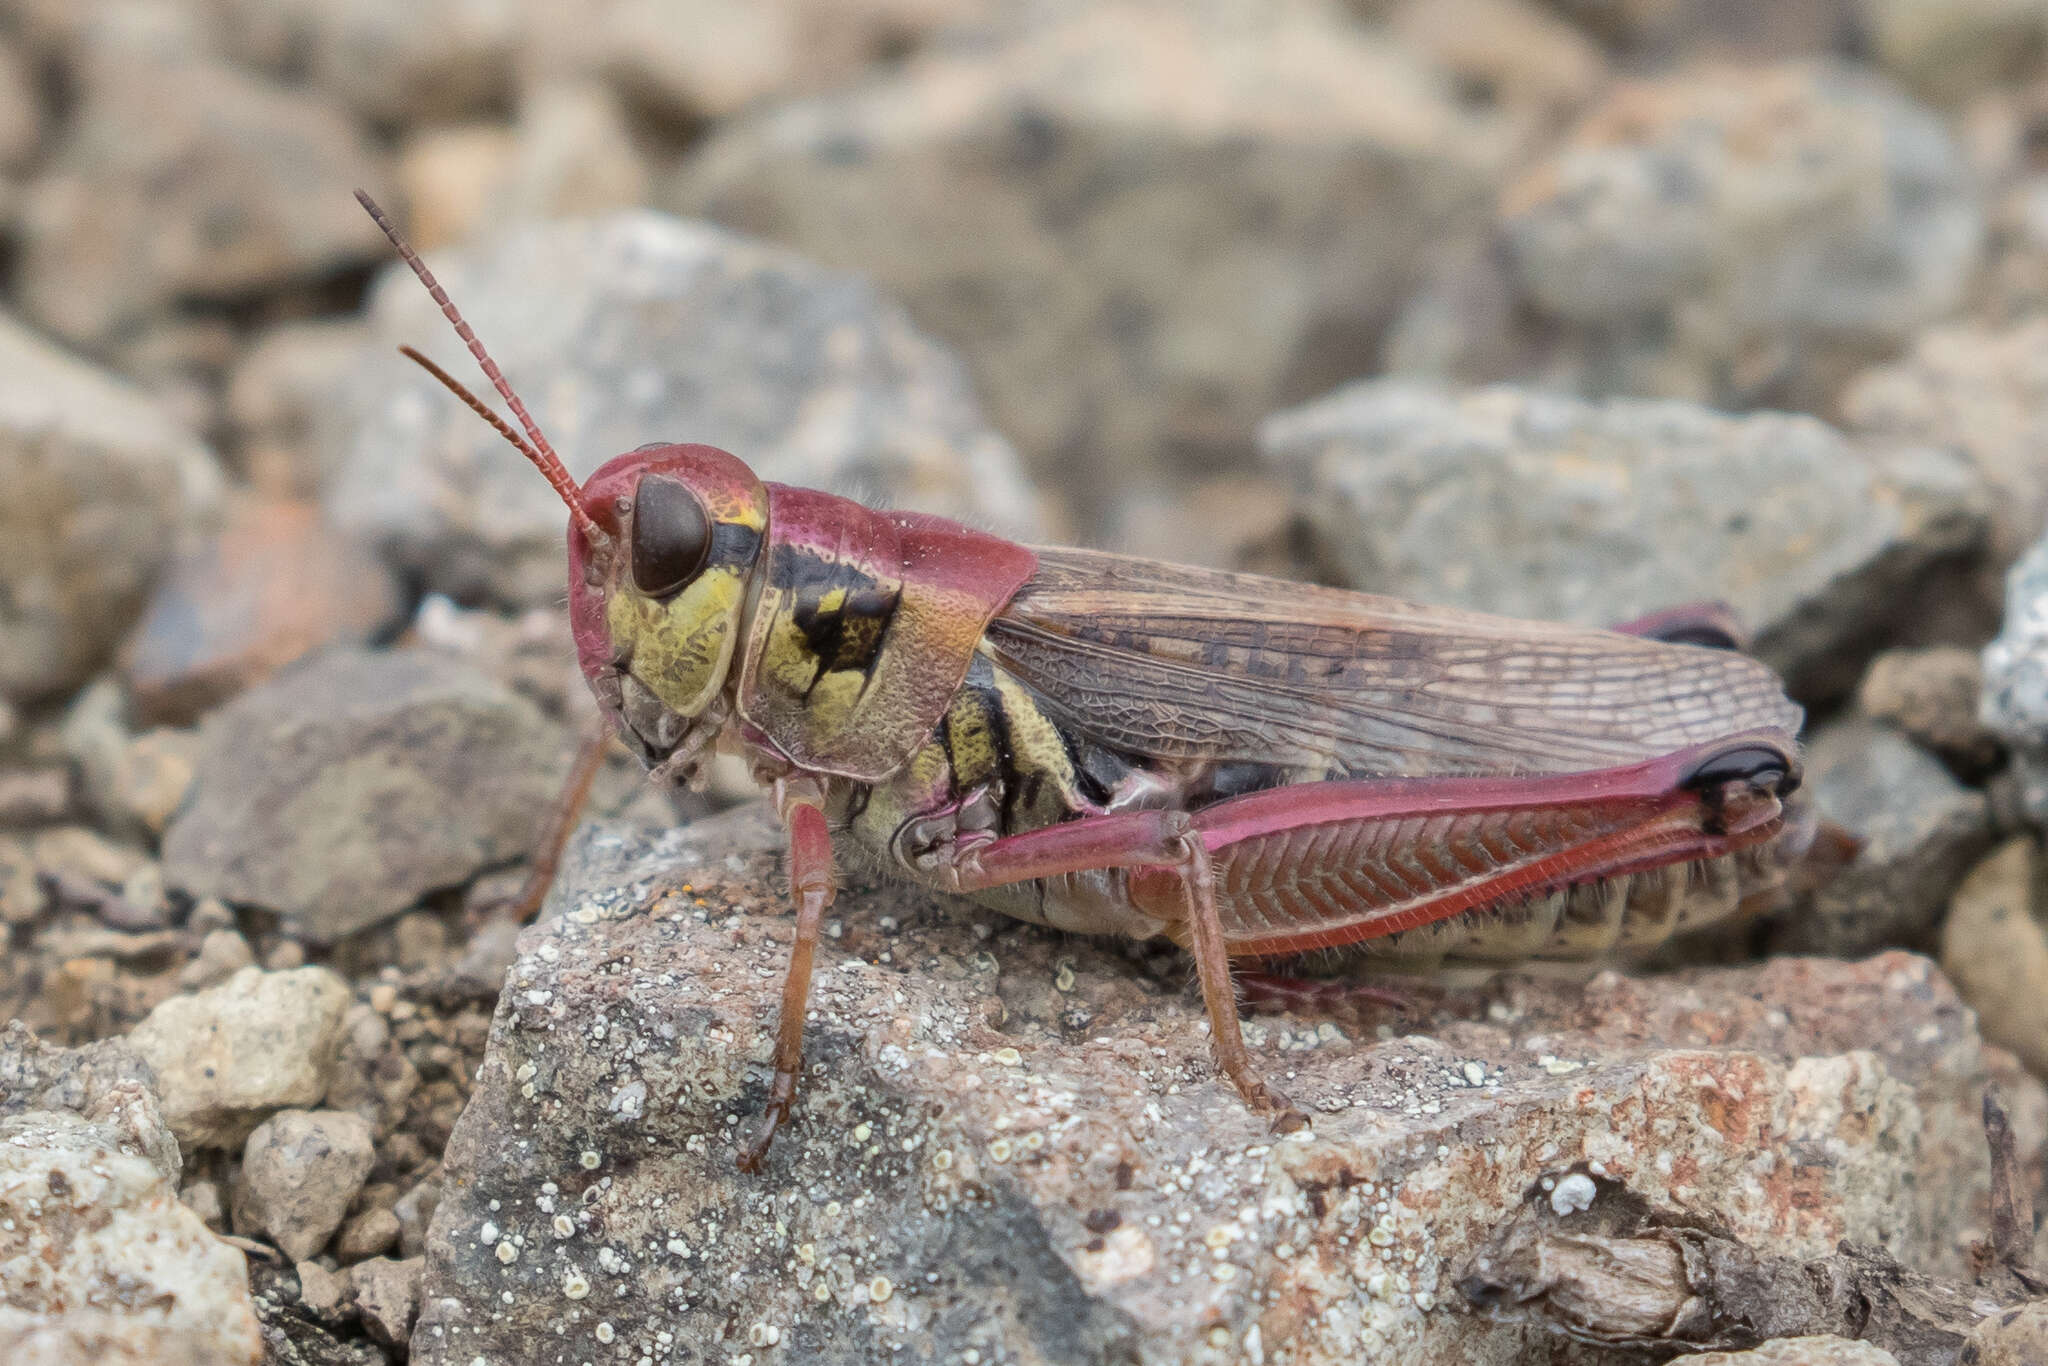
[982, 548, 1801, 780]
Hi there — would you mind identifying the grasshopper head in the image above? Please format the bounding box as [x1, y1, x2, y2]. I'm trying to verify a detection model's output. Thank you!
[353, 191, 769, 779]
[571, 444, 767, 772]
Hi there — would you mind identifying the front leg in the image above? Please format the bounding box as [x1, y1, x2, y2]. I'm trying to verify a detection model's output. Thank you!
[736, 779, 835, 1171]
[937, 810, 1298, 1126]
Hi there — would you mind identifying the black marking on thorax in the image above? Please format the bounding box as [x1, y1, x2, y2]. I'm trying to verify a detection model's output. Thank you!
[768, 545, 903, 693]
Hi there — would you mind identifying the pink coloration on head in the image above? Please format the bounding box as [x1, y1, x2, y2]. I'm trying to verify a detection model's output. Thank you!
[565, 442, 769, 684]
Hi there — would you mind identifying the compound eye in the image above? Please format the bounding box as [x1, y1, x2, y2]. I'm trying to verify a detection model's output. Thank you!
[629, 474, 711, 599]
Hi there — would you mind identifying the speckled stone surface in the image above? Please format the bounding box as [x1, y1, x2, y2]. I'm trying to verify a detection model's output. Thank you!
[414, 805, 2043, 1366]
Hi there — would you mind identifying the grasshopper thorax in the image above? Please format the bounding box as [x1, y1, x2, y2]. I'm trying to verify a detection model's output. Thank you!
[571, 444, 769, 777]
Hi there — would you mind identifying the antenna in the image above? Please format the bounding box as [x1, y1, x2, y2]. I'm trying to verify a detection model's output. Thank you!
[354, 189, 607, 548]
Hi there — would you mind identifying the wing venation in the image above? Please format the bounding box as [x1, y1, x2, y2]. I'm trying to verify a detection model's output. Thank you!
[982, 548, 1800, 779]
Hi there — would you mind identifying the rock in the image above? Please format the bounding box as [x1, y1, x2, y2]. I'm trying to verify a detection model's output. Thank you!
[292, 1260, 351, 1322]
[393, 1180, 439, 1260]
[126, 966, 352, 1148]
[349, 1255, 421, 1348]
[120, 494, 403, 726]
[1842, 317, 2048, 573]
[1941, 840, 2048, 1079]
[336, 1206, 402, 1262]
[0, 836, 43, 927]
[1772, 719, 1993, 956]
[1982, 532, 2048, 825]
[0, 37, 41, 173]
[1548, 0, 1862, 53]
[1857, 646, 2003, 775]
[0, 1109, 261, 1365]
[225, 321, 369, 499]
[0, 313, 222, 702]
[410, 806, 2036, 1365]
[323, 1003, 420, 1141]
[178, 929, 257, 992]
[1259, 381, 1988, 698]
[1962, 1301, 2048, 1365]
[162, 648, 570, 943]
[215, 0, 521, 126]
[393, 121, 519, 251]
[61, 683, 201, 841]
[673, 1, 1509, 528]
[1691, 1337, 1901, 1365]
[329, 212, 1045, 609]
[525, 0, 989, 128]
[1497, 61, 1980, 413]
[390, 83, 650, 254]
[1865, 0, 2048, 105]
[1387, 0, 1607, 138]
[180, 1178, 224, 1231]
[0, 1022, 173, 1180]
[248, 1260, 384, 1366]
[234, 1109, 376, 1261]
[15, 14, 391, 352]
[497, 82, 653, 224]
[0, 765, 70, 824]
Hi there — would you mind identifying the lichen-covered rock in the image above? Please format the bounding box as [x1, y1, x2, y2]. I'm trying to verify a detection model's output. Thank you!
[0, 1024, 178, 1183]
[162, 648, 571, 943]
[673, 1, 1509, 529]
[0, 1109, 261, 1365]
[1260, 381, 1987, 698]
[328, 211, 1044, 608]
[234, 1109, 377, 1262]
[1496, 61, 1980, 413]
[412, 807, 2036, 1366]
[126, 966, 352, 1149]
[0, 312, 222, 702]
[1771, 718, 1992, 956]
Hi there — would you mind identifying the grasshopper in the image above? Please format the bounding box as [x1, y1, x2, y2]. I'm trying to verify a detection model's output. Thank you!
[357, 193, 1818, 1170]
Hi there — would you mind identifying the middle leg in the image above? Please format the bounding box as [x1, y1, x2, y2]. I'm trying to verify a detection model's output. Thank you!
[936, 808, 1294, 1123]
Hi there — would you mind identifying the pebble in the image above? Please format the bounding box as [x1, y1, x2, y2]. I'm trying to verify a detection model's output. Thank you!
[161, 649, 569, 944]
[126, 965, 352, 1148]
[233, 1108, 378, 1262]
[0, 1108, 260, 1364]
[0, 313, 222, 703]
[350, 1255, 424, 1348]
[335, 1205, 403, 1262]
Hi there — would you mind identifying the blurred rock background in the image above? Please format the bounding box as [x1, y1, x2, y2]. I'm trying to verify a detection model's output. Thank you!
[6, 0, 2048, 1362]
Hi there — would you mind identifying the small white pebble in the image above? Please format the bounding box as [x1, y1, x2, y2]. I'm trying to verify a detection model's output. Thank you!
[1549, 1172, 1598, 1217]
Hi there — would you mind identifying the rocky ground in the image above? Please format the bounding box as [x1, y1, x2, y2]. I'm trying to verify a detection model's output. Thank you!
[7, 1, 2048, 1364]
